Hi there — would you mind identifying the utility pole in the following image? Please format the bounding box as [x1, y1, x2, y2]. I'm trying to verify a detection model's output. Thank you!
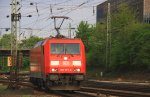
[8, 0, 21, 89]
[106, 2, 111, 70]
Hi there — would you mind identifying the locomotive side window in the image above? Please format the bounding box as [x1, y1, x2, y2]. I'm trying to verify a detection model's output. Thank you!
[51, 43, 80, 54]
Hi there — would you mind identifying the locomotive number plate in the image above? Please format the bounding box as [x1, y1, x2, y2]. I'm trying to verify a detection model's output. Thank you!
[60, 68, 72, 72]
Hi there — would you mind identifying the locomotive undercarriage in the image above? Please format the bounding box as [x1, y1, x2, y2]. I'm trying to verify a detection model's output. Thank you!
[30, 74, 84, 90]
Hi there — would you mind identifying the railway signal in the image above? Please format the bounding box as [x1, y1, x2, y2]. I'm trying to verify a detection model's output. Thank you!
[7, 56, 12, 67]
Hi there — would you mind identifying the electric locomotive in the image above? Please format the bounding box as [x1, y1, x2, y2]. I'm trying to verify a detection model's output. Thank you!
[30, 16, 86, 90]
[29, 37, 86, 90]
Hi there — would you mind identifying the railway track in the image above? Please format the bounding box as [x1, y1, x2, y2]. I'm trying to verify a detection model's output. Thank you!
[0, 78, 96, 97]
[80, 80, 150, 97]
[47, 91, 97, 97]
[83, 80, 150, 93]
[0, 75, 150, 97]
[80, 87, 150, 97]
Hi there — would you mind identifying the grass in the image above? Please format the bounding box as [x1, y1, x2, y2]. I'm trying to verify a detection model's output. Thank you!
[86, 66, 150, 82]
[0, 84, 7, 91]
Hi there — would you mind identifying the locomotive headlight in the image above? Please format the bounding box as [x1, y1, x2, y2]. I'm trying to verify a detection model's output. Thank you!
[52, 68, 55, 72]
[74, 68, 81, 72]
[51, 61, 59, 66]
[51, 68, 58, 72]
[72, 61, 81, 66]
[77, 68, 80, 72]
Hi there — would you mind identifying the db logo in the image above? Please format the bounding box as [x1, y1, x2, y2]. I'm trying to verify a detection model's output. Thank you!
[63, 61, 69, 65]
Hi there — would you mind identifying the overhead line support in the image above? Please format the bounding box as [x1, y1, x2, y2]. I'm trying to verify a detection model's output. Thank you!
[8, 0, 21, 89]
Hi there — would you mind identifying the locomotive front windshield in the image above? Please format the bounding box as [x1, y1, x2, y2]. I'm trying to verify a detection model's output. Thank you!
[51, 43, 80, 54]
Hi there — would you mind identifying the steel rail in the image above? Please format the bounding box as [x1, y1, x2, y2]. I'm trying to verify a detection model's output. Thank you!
[47, 90, 96, 97]
[0, 79, 96, 97]
[1, 78, 150, 97]
[83, 80, 150, 93]
[80, 87, 150, 97]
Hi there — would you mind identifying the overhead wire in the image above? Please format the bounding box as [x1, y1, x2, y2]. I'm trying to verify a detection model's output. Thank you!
[21, 0, 94, 36]
[63, 0, 93, 16]
[1, 0, 101, 38]
[35, 3, 39, 16]
[20, 0, 75, 28]
[35, 0, 72, 6]
[51, 0, 94, 33]
[21, 5, 77, 28]
[41, 0, 93, 36]
[8, 0, 99, 17]
[21, 5, 50, 16]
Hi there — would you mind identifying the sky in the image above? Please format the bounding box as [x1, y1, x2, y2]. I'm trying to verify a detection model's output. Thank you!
[0, 0, 106, 38]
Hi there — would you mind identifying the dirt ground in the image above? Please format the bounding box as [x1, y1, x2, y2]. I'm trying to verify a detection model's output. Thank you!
[0, 84, 61, 97]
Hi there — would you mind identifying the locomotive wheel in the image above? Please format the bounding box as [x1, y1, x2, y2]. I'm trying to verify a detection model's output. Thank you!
[69, 90, 75, 93]
[44, 81, 50, 92]
[40, 79, 45, 89]
[37, 79, 42, 89]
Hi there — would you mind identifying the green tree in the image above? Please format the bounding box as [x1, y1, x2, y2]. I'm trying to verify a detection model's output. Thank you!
[127, 23, 150, 70]
[110, 3, 150, 72]
[87, 23, 107, 68]
[76, 21, 93, 52]
[110, 3, 138, 71]
[0, 34, 11, 49]
[19, 36, 43, 49]
[0, 35, 43, 71]
[19, 36, 43, 70]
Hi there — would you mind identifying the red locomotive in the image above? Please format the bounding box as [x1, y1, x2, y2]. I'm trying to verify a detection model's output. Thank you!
[29, 38, 86, 90]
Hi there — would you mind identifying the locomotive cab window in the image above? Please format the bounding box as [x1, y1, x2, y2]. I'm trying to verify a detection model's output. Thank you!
[51, 43, 80, 54]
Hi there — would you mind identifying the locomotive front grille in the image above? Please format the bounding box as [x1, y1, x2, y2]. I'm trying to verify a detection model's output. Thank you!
[49, 74, 59, 81]
[48, 74, 84, 81]
[75, 75, 84, 80]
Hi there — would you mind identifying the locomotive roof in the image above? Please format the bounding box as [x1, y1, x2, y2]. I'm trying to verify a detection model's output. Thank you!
[33, 38, 82, 48]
